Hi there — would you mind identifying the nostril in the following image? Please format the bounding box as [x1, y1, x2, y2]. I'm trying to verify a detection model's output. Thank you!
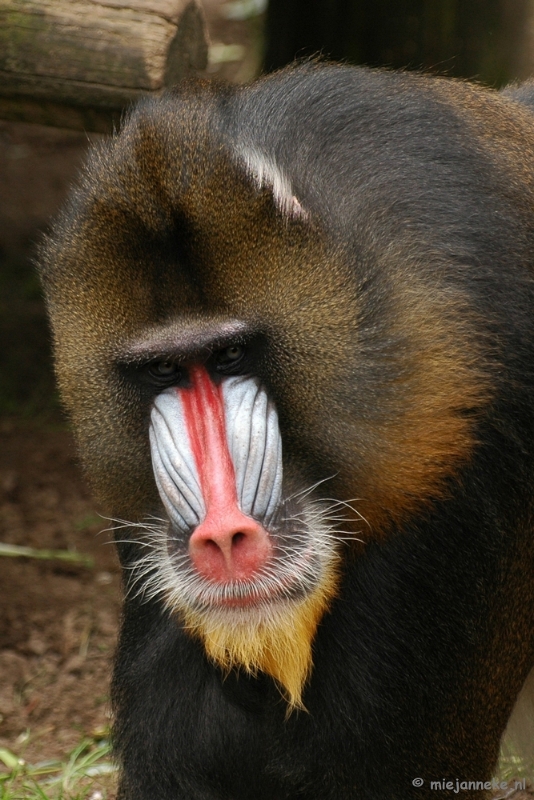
[199, 532, 247, 553]
[188, 508, 272, 582]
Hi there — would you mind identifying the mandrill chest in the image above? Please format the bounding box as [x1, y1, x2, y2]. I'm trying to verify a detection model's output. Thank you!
[141, 362, 339, 709]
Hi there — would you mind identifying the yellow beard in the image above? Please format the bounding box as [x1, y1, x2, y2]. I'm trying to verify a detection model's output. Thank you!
[178, 562, 339, 711]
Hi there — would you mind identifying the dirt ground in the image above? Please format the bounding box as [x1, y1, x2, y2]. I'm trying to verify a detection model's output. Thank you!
[0, 418, 119, 763]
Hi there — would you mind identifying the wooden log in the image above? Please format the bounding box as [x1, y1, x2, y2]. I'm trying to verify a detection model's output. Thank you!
[0, 0, 209, 132]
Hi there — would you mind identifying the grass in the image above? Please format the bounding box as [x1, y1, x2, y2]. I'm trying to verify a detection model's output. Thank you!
[496, 749, 534, 787]
[0, 739, 116, 800]
[0, 543, 94, 567]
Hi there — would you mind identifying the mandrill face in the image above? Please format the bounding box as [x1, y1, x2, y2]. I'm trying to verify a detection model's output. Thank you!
[143, 362, 338, 706]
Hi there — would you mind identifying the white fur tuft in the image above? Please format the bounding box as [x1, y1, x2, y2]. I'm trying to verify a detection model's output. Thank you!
[237, 145, 309, 221]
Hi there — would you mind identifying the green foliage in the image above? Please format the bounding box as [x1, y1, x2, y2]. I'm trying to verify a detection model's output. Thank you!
[0, 542, 94, 567]
[0, 739, 116, 800]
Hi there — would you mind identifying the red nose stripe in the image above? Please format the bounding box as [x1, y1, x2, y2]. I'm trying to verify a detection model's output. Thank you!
[180, 365, 236, 511]
[180, 365, 271, 583]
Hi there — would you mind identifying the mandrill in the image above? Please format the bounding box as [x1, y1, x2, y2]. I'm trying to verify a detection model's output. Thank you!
[39, 63, 534, 799]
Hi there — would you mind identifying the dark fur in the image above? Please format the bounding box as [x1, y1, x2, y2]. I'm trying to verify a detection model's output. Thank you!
[501, 80, 534, 111]
[39, 64, 534, 799]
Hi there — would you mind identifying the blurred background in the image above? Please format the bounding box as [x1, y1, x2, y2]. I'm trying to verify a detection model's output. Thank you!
[1, 0, 534, 795]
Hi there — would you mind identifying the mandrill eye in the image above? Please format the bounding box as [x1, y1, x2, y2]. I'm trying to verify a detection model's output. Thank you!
[147, 360, 182, 384]
[216, 345, 245, 370]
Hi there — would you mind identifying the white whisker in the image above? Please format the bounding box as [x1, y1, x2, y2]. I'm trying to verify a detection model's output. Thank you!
[108, 484, 369, 620]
